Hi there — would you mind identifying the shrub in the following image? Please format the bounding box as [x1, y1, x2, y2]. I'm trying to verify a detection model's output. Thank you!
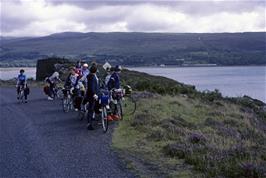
[189, 132, 207, 144]
[163, 143, 186, 159]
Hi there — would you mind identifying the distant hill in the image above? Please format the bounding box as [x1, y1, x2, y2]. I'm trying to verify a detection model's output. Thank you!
[1, 32, 265, 66]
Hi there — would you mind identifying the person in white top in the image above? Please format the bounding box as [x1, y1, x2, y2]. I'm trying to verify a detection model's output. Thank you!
[46, 71, 61, 100]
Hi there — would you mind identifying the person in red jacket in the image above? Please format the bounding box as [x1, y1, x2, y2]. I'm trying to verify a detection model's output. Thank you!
[75, 60, 82, 77]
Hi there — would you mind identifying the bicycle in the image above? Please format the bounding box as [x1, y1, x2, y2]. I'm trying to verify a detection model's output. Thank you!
[62, 88, 73, 112]
[97, 89, 110, 132]
[44, 77, 63, 100]
[110, 88, 124, 120]
[110, 88, 136, 120]
[76, 92, 87, 121]
[79, 89, 110, 133]
[52, 85, 64, 100]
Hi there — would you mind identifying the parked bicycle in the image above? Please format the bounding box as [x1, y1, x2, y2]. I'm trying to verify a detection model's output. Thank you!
[110, 85, 136, 120]
[97, 89, 110, 132]
[77, 89, 110, 133]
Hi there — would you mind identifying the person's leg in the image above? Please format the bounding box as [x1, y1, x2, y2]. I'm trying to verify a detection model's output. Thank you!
[17, 86, 20, 95]
[50, 83, 55, 97]
[87, 100, 95, 130]
[47, 80, 54, 100]
[24, 87, 28, 101]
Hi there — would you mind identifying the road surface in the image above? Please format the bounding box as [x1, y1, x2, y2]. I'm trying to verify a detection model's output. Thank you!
[0, 87, 135, 178]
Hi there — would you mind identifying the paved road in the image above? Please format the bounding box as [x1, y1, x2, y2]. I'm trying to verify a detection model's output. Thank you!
[0, 88, 135, 178]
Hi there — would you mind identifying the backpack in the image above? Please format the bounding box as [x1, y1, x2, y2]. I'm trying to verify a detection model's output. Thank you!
[25, 86, 30, 95]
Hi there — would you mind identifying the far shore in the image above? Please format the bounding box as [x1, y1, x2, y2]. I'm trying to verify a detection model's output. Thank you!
[1, 64, 266, 68]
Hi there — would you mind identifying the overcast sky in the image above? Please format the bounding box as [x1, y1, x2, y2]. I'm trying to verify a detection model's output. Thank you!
[1, 0, 265, 37]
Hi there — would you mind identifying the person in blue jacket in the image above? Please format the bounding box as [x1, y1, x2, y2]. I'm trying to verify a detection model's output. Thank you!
[16, 69, 28, 102]
[108, 65, 122, 90]
[85, 63, 99, 130]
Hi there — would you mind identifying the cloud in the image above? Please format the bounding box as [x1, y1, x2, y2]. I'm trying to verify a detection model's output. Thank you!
[0, 0, 265, 36]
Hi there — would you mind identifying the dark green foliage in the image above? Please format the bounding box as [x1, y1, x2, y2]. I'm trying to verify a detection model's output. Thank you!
[226, 96, 266, 118]
[36, 57, 70, 80]
[163, 143, 186, 158]
[121, 69, 197, 96]
[199, 89, 223, 102]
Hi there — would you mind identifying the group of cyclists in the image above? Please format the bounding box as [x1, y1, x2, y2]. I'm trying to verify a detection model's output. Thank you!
[17, 60, 124, 131]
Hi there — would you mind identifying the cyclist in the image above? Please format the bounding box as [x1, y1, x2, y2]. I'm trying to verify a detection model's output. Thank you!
[46, 71, 61, 100]
[108, 65, 121, 90]
[108, 65, 122, 120]
[104, 67, 112, 88]
[16, 69, 28, 103]
[64, 67, 78, 89]
[64, 67, 87, 111]
[85, 63, 99, 130]
[79, 63, 89, 86]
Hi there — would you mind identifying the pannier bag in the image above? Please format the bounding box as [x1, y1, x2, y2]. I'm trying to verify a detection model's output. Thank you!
[99, 89, 110, 106]
[99, 95, 109, 106]
[25, 87, 30, 95]
[43, 85, 49, 95]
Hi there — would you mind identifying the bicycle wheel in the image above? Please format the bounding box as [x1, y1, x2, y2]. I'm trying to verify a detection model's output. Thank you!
[123, 96, 136, 116]
[62, 97, 70, 112]
[101, 106, 108, 133]
[56, 88, 64, 100]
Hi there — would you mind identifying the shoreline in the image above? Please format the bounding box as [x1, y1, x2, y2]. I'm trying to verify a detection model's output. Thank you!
[1, 66, 265, 103]
[1, 65, 266, 68]
[126, 64, 266, 68]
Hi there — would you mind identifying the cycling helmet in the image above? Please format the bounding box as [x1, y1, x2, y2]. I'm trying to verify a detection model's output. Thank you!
[114, 65, 122, 72]
[20, 69, 25, 73]
[83, 63, 88, 68]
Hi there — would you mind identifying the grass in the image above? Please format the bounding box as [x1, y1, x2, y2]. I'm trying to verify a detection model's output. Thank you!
[112, 94, 266, 178]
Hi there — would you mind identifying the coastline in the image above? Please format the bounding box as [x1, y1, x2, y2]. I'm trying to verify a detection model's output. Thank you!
[1, 66, 265, 103]
[125, 64, 266, 68]
[1, 64, 266, 68]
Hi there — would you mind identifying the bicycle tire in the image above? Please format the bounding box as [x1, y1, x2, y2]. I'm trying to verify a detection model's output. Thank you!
[56, 88, 64, 100]
[101, 107, 108, 133]
[62, 97, 69, 112]
[123, 96, 136, 116]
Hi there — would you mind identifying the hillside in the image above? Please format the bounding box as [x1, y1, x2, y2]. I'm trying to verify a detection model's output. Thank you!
[113, 93, 266, 178]
[1, 32, 265, 66]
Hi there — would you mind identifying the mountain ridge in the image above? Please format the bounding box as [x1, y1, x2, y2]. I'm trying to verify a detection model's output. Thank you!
[1, 32, 265, 66]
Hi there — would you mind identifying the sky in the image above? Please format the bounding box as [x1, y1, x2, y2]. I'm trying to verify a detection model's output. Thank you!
[1, 0, 265, 37]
